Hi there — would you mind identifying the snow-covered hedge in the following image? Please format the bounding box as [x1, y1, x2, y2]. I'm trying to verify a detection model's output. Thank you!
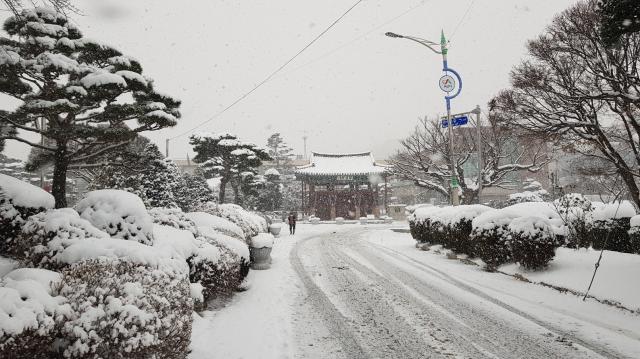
[0, 268, 70, 358]
[507, 190, 547, 205]
[58, 257, 193, 359]
[75, 190, 154, 245]
[553, 194, 593, 249]
[187, 241, 242, 310]
[508, 216, 559, 269]
[0, 174, 54, 255]
[471, 202, 564, 270]
[148, 207, 199, 235]
[12, 208, 109, 270]
[186, 211, 245, 240]
[627, 215, 640, 254]
[196, 202, 267, 240]
[589, 201, 636, 253]
[408, 205, 492, 256]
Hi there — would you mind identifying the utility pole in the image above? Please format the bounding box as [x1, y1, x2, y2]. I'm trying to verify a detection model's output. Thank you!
[302, 134, 308, 159]
[474, 105, 483, 203]
[165, 138, 170, 158]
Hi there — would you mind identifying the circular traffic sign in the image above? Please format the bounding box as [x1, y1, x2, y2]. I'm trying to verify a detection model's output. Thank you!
[439, 74, 456, 92]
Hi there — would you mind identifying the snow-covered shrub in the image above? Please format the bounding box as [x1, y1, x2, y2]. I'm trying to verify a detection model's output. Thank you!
[186, 211, 245, 240]
[0, 174, 54, 255]
[75, 189, 154, 245]
[187, 241, 242, 309]
[507, 190, 547, 205]
[196, 228, 250, 279]
[627, 215, 640, 254]
[12, 208, 110, 270]
[471, 202, 564, 270]
[554, 193, 593, 249]
[589, 201, 636, 253]
[58, 257, 193, 359]
[509, 217, 559, 270]
[0, 268, 70, 358]
[148, 207, 199, 235]
[408, 206, 444, 245]
[196, 202, 267, 240]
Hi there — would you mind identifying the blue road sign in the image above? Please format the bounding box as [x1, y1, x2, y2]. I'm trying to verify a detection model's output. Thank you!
[441, 115, 469, 128]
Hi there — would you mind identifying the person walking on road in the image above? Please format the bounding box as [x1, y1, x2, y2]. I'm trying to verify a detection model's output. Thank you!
[288, 212, 297, 235]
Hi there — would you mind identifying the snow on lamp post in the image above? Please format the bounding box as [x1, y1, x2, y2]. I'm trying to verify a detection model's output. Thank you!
[385, 30, 463, 205]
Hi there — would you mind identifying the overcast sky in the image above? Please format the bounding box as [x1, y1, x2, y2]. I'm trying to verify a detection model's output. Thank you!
[2, 0, 579, 161]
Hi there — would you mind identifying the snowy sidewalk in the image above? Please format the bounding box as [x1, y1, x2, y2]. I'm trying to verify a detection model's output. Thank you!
[189, 226, 320, 359]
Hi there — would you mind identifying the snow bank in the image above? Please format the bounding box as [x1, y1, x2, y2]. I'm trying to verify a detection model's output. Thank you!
[186, 211, 245, 240]
[75, 190, 154, 245]
[0, 174, 54, 209]
[250, 233, 274, 249]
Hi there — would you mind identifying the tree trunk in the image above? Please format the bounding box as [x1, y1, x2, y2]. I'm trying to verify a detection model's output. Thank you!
[219, 179, 227, 203]
[619, 169, 640, 208]
[232, 184, 241, 205]
[52, 145, 69, 208]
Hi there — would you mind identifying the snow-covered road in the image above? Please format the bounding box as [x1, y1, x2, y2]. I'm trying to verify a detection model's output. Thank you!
[291, 225, 640, 359]
[190, 224, 640, 358]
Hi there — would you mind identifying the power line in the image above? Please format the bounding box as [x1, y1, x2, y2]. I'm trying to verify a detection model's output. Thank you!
[274, 0, 431, 80]
[169, 0, 365, 140]
[449, 0, 476, 41]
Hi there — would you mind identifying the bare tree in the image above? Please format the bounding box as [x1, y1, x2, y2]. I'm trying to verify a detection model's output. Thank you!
[391, 115, 548, 204]
[2, 0, 78, 15]
[490, 0, 640, 207]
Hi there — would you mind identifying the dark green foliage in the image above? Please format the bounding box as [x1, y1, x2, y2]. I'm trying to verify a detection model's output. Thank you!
[190, 133, 271, 204]
[591, 218, 635, 253]
[509, 219, 559, 270]
[470, 225, 512, 271]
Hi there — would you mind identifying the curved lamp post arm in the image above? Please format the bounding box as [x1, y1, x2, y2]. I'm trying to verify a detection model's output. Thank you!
[385, 32, 442, 54]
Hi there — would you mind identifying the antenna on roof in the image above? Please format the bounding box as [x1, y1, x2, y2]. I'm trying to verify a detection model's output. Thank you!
[303, 132, 308, 159]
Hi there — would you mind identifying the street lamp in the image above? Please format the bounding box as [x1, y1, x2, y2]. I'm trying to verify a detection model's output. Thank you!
[386, 30, 463, 206]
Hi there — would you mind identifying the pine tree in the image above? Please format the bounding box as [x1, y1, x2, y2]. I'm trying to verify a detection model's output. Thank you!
[174, 172, 216, 212]
[257, 169, 282, 211]
[266, 133, 294, 171]
[190, 133, 271, 204]
[0, 8, 180, 208]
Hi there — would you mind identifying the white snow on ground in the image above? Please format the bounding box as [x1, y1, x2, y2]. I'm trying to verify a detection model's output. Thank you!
[189, 226, 326, 359]
[500, 247, 640, 310]
[364, 228, 640, 358]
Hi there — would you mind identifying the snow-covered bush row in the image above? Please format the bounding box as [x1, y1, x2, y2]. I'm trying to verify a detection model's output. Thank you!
[0, 268, 70, 358]
[196, 202, 267, 240]
[153, 224, 246, 307]
[628, 215, 640, 254]
[186, 211, 245, 240]
[75, 189, 155, 245]
[0, 174, 54, 255]
[408, 205, 492, 256]
[187, 241, 243, 311]
[148, 207, 199, 235]
[57, 257, 193, 359]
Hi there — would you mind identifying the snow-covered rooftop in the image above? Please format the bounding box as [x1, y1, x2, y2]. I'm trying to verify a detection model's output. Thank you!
[295, 152, 386, 177]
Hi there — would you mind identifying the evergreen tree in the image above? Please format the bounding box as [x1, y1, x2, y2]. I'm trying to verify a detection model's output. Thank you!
[257, 169, 282, 211]
[0, 8, 180, 207]
[266, 133, 294, 171]
[190, 133, 270, 204]
[174, 172, 217, 212]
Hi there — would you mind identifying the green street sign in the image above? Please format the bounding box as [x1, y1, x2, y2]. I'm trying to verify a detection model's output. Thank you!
[450, 177, 459, 188]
